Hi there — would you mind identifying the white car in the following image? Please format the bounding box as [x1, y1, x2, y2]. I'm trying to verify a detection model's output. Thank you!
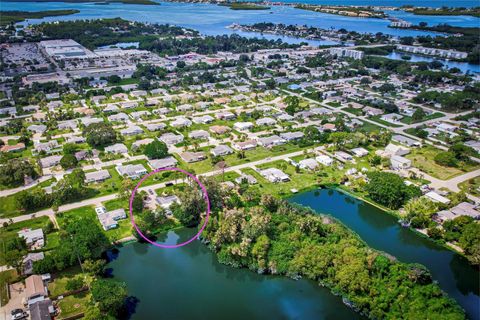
[95, 206, 107, 215]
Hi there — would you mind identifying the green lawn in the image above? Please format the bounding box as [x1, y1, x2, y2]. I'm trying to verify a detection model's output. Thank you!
[459, 177, 480, 197]
[48, 266, 87, 297]
[406, 146, 480, 180]
[0, 269, 18, 306]
[57, 292, 90, 319]
[369, 116, 403, 128]
[0, 217, 52, 265]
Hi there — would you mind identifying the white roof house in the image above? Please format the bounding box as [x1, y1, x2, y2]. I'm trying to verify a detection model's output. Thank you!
[159, 133, 184, 145]
[350, 147, 369, 157]
[233, 122, 254, 131]
[120, 125, 144, 136]
[148, 156, 178, 170]
[211, 145, 233, 157]
[192, 115, 214, 124]
[232, 140, 257, 151]
[280, 131, 304, 141]
[18, 229, 44, 248]
[105, 143, 128, 154]
[256, 117, 276, 126]
[189, 130, 210, 140]
[97, 208, 127, 230]
[259, 168, 290, 183]
[425, 191, 451, 205]
[108, 112, 129, 122]
[390, 155, 411, 170]
[335, 151, 353, 161]
[384, 143, 410, 156]
[316, 155, 334, 166]
[235, 174, 257, 185]
[156, 195, 180, 210]
[170, 117, 192, 128]
[85, 169, 111, 183]
[257, 135, 286, 148]
[145, 123, 167, 131]
[299, 158, 319, 170]
[39, 155, 62, 168]
[116, 164, 148, 179]
[435, 202, 480, 222]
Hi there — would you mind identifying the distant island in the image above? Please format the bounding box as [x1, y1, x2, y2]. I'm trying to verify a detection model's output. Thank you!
[3, 0, 160, 5]
[0, 10, 80, 26]
[294, 4, 387, 19]
[401, 5, 480, 17]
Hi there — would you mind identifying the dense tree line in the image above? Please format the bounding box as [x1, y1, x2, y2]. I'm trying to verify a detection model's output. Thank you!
[35, 18, 190, 50]
[16, 169, 96, 211]
[0, 158, 38, 188]
[365, 172, 422, 209]
[201, 192, 464, 319]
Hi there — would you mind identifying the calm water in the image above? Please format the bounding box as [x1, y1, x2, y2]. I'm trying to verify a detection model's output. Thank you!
[289, 189, 480, 320]
[3, 1, 479, 39]
[107, 229, 362, 320]
[386, 51, 480, 74]
[107, 189, 479, 320]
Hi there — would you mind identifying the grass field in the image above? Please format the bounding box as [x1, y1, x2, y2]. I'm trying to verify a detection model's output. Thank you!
[406, 146, 480, 180]
[0, 216, 52, 265]
[0, 269, 18, 306]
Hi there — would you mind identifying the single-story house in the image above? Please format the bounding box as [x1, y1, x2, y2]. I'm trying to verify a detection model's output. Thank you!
[97, 207, 127, 230]
[335, 151, 353, 162]
[392, 135, 421, 147]
[85, 169, 111, 183]
[180, 152, 206, 163]
[257, 135, 286, 148]
[159, 133, 184, 145]
[233, 140, 257, 151]
[299, 158, 319, 170]
[209, 125, 230, 135]
[390, 155, 411, 170]
[116, 164, 148, 179]
[39, 155, 62, 168]
[259, 168, 290, 183]
[18, 228, 44, 249]
[235, 174, 257, 185]
[105, 143, 128, 154]
[435, 202, 480, 222]
[121, 125, 144, 136]
[233, 122, 254, 131]
[145, 123, 167, 132]
[156, 195, 180, 210]
[189, 130, 210, 140]
[149, 156, 177, 170]
[132, 138, 154, 151]
[256, 117, 276, 126]
[425, 191, 451, 205]
[280, 131, 304, 141]
[350, 147, 369, 157]
[316, 155, 334, 166]
[211, 145, 233, 157]
[192, 115, 214, 124]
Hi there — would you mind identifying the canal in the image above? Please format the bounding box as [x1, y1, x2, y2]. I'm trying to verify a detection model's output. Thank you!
[107, 189, 479, 319]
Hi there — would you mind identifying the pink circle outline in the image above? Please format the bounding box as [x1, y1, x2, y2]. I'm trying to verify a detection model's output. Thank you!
[128, 167, 210, 248]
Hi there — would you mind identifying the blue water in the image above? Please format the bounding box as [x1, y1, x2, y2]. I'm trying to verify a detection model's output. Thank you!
[266, 0, 480, 7]
[3, 1, 479, 39]
[289, 189, 480, 320]
[386, 51, 480, 74]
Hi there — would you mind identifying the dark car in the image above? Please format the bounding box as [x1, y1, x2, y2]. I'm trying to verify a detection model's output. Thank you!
[11, 309, 27, 320]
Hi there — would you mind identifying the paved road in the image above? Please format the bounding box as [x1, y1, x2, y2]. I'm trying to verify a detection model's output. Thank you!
[0, 148, 308, 226]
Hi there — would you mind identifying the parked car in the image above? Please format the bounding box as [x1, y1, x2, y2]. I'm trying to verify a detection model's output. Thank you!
[11, 309, 27, 320]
